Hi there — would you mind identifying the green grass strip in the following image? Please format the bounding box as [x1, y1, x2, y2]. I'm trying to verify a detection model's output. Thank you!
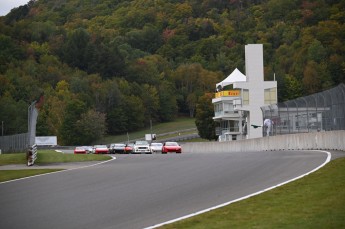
[161, 157, 345, 229]
[0, 169, 62, 182]
[0, 150, 110, 166]
[0, 153, 27, 165]
[36, 150, 110, 163]
[0, 150, 111, 182]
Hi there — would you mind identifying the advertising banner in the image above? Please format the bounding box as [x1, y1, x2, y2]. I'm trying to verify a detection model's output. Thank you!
[35, 136, 57, 146]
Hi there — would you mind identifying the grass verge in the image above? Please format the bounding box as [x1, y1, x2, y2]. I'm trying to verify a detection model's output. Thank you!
[0, 153, 27, 165]
[161, 157, 345, 229]
[36, 150, 110, 163]
[0, 150, 110, 166]
[0, 150, 111, 182]
[0, 169, 62, 182]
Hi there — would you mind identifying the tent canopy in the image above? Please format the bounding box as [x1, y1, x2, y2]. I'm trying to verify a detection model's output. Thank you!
[216, 68, 246, 90]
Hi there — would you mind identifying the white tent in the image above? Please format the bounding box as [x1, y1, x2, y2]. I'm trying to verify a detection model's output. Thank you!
[216, 68, 246, 90]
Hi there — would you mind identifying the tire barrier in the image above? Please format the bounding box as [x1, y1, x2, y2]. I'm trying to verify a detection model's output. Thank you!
[27, 144, 37, 166]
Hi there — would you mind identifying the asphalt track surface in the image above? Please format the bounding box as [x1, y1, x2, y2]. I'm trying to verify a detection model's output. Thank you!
[0, 150, 330, 229]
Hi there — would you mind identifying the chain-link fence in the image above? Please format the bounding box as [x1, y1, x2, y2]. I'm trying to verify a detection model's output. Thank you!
[261, 83, 345, 136]
[0, 133, 29, 153]
[0, 101, 37, 153]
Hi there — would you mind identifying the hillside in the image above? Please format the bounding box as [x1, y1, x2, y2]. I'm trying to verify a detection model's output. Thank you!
[0, 0, 344, 144]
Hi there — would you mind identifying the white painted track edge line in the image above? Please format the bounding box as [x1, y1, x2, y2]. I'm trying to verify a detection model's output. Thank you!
[0, 156, 117, 184]
[144, 150, 332, 229]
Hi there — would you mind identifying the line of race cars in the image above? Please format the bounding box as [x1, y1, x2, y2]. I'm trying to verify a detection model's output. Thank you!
[74, 140, 182, 154]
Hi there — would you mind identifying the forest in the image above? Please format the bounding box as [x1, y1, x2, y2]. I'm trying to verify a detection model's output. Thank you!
[0, 0, 344, 144]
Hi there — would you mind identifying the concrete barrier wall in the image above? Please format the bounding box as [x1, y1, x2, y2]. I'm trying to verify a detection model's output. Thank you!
[182, 130, 345, 153]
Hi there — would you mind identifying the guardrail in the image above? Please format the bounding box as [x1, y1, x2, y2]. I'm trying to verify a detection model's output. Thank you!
[27, 144, 37, 166]
[123, 128, 198, 143]
[158, 133, 200, 142]
[155, 128, 197, 137]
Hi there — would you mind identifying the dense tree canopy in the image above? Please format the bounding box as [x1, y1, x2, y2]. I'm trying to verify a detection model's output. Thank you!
[195, 93, 217, 140]
[0, 0, 344, 143]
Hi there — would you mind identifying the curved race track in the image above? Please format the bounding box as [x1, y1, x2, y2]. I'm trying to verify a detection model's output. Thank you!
[0, 150, 330, 229]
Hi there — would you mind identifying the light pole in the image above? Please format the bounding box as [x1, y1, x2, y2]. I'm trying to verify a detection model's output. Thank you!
[1, 121, 3, 136]
[150, 119, 153, 143]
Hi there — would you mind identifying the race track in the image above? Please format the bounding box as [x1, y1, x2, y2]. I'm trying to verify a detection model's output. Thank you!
[0, 150, 329, 229]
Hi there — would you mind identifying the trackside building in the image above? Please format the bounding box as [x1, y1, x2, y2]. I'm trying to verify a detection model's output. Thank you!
[212, 44, 277, 141]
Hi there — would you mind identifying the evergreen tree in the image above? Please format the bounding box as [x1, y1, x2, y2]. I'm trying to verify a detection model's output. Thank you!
[195, 93, 216, 140]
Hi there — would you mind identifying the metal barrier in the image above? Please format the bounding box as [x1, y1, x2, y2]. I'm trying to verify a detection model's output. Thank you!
[0, 133, 29, 153]
[0, 101, 38, 154]
[182, 130, 345, 153]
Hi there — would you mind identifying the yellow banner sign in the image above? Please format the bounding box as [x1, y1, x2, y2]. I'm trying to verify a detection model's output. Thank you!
[215, 90, 240, 98]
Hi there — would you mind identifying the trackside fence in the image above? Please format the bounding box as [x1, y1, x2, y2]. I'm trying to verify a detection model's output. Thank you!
[261, 83, 345, 136]
[0, 133, 29, 153]
[0, 101, 39, 166]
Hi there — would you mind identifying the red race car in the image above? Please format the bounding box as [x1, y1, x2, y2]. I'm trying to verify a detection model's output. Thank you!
[124, 143, 134, 154]
[93, 145, 109, 154]
[74, 147, 87, 154]
[162, 142, 182, 154]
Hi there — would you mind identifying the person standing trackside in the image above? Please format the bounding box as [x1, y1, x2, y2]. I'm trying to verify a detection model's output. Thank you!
[263, 119, 274, 136]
